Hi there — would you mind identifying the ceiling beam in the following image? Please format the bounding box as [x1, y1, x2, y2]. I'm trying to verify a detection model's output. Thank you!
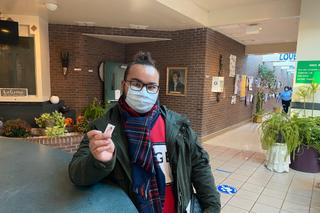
[208, 0, 301, 27]
[246, 42, 297, 55]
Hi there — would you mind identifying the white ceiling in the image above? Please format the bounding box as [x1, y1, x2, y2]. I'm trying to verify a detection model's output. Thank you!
[0, 0, 202, 30]
[0, 0, 302, 45]
[214, 17, 300, 45]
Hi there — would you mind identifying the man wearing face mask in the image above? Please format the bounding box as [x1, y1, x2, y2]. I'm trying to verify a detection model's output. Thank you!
[68, 52, 221, 213]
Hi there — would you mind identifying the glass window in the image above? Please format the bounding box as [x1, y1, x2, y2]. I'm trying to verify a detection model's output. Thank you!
[0, 36, 36, 95]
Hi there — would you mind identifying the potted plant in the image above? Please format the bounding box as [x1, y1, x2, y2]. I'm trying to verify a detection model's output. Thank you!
[290, 115, 320, 172]
[260, 112, 300, 172]
[75, 98, 113, 133]
[289, 83, 320, 173]
[34, 111, 66, 137]
[3, 119, 31, 138]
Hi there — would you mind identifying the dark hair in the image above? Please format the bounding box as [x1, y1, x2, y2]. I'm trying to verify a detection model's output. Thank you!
[172, 71, 181, 78]
[123, 51, 157, 80]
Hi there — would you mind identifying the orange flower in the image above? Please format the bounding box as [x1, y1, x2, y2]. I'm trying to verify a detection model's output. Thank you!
[64, 117, 73, 126]
[76, 116, 85, 124]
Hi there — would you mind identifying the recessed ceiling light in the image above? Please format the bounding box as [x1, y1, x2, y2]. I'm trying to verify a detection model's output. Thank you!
[45, 1, 58, 11]
[246, 24, 262, 35]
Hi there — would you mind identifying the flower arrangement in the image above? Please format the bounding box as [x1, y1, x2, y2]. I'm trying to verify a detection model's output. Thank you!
[35, 111, 66, 137]
[3, 119, 31, 137]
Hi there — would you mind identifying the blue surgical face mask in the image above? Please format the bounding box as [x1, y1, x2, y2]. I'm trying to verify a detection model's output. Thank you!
[125, 87, 158, 113]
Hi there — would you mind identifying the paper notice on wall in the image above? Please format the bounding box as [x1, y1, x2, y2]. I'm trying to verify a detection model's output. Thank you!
[234, 74, 240, 94]
[115, 90, 121, 100]
[250, 94, 253, 102]
[247, 76, 254, 91]
[240, 75, 247, 98]
[229, 54, 237, 77]
[211, 76, 224, 92]
[231, 95, 237, 104]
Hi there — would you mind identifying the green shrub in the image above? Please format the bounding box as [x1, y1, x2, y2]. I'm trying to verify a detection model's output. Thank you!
[260, 112, 300, 157]
[77, 98, 113, 132]
[292, 115, 320, 154]
[45, 126, 66, 137]
[35, 111, 65, 137]
[3, 119, 31, 137]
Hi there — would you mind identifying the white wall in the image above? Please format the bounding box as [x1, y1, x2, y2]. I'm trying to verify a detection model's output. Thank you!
[0, 14, 51, 102]
[296, 0, 320, 61]
[293, 0, 320, 111]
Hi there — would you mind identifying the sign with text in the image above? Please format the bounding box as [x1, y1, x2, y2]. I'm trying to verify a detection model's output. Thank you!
[296, 61, 320, 84]
[0, 88, 28, 97]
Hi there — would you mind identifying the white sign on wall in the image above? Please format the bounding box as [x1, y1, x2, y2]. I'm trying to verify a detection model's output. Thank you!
[229, 54, 237, 77]
[0, 88, 28, 97]
[211, 77, 224, 93]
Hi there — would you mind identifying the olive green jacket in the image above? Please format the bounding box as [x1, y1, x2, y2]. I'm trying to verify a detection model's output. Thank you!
[69, 105, 221, 213]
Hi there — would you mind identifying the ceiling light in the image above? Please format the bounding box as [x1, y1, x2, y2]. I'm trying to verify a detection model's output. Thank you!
[1, 28, 10, 33]
[246, 24, 262, 35]
[45, 1, 58, 11]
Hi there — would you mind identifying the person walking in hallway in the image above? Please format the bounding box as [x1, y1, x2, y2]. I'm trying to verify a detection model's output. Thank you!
[278, 86, 292, 113]
[68, 51, 221, 213]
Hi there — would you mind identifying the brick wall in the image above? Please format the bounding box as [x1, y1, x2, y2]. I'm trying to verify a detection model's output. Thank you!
[49, 25, 254, 138]
[201, 29, 254, 136]
[49, 25, 126, 115]
[26, 133, 83, 153]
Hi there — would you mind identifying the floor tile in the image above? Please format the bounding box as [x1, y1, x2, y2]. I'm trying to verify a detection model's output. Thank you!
[256, 194, 284, 209]
[228, 196, 256, 211]
[261, 188, 287, 199]
[222, 205, 248, 213]
[284, 193, 311, 206]
[282, 201, 309, 213]
[234, 189, 261, 201]
[251, 203, 280, 213]
[241, 182, 264, 194]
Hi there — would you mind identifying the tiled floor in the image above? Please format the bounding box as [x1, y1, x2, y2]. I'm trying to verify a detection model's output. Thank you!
[203, 122, 320, 213]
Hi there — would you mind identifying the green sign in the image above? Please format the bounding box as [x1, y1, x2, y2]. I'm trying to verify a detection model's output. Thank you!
[296, 61, 320, 84]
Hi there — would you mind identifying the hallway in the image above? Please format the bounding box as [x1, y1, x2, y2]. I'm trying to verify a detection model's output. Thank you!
[203, 123, 320, 213]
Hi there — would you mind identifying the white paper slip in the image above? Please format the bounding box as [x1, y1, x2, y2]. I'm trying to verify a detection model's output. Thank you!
[105, 124, 115, 135]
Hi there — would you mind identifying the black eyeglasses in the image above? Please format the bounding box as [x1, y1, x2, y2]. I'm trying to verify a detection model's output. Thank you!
[125, 80, 159, 94]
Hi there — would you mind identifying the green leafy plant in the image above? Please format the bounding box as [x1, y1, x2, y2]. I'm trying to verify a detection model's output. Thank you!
[295, 83, 319, 117]
[35, 111, 66, 137]
[292, 115, 320, 154]
[83, 98, 108, 122]
[255, 91, 264, 115]
[308, 83, 320, 117]
[260, 112, 300, 157]
[258, 64, 277, 91]
[76, 98, 113, 133]
[254, 65, 276, 118]
[45, 126, 66, 137]
[295, 85, 309, 117]
[3, 119, 31, 137]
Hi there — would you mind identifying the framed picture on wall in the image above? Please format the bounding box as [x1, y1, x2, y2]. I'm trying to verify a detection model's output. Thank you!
[166, 67, 187, 96]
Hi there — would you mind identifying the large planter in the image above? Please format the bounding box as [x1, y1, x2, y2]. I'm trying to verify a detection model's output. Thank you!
[265, 143, 290, 173]
[290, 144, 320, 173]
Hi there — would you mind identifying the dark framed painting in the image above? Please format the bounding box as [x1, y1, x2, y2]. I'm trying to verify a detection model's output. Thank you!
[166, 67, 187, 96]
